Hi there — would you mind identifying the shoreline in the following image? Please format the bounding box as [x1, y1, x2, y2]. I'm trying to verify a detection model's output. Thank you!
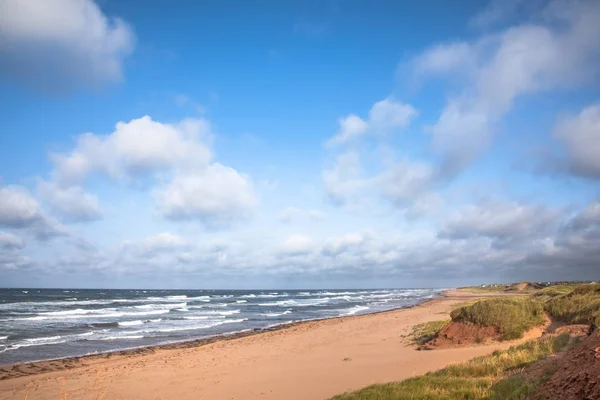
[0, 289, 527, 400]
[0, 291, 449, 373]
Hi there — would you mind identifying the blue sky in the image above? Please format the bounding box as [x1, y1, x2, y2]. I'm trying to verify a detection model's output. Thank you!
[0, 0, 599, 289]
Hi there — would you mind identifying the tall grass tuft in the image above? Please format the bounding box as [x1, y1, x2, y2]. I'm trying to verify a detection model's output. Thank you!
[450, 298, 546, 340]
[543, 283, 600, 326]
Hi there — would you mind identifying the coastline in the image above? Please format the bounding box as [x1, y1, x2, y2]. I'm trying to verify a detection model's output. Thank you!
[0, 290, 449, 372]
[0, 290, 528, 400]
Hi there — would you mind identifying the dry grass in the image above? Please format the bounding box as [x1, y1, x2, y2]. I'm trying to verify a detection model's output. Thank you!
[409, 319, 450, 344]
[329, 334, 571, 400]
[450, 298, 546, 340]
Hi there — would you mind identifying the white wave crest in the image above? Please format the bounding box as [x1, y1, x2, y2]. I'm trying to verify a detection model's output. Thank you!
[119, 320, 144, 327]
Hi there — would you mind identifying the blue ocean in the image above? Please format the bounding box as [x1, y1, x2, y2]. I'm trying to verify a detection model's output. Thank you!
[0, 288, 443, 364]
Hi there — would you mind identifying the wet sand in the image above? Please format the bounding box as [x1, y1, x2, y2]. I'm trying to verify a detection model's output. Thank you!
[0, 290, 533, 400]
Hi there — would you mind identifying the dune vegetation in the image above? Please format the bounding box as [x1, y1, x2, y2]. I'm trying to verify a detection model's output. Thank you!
[409, 319, 450, 344]
[331, 282, 600, 400]
[330, 333, 571, 400]
[542, 283, 600, 327]
[450, 298, 546, 340]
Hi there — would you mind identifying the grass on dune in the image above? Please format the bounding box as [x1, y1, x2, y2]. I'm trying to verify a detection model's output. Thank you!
[450, 298, 546, 340]
[329, 333, 571, 400]
[409, 319, 450, 344]
[456, 286, 508, 293]
[542, 283, 600, 327]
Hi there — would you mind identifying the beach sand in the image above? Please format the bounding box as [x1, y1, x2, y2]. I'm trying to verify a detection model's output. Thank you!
[0, 290, 536, 400]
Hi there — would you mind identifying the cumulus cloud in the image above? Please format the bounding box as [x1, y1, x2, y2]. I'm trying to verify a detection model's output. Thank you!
[154, 164, 257, 226]
[0, 0, 135, 90]
[552, 103, 600, 179]
[0, 185, 66, 239]
[321, 233, 365, 256]
[44, 116, 256, 226]
[323, 151, 439, 215]
[416, 0, 600, 176]
[38, 181, 101, 222]
[282, 234, 314, 254]
[439, 200, 560, 241]
[326, 98, 417, 146]
[51, 116, 212, 185]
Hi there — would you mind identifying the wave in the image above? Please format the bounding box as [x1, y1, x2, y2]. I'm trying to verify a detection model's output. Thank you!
[0, 336, 7, 341]
[134, 302, 186, 309]
[258, 298, 329, 307]
[261, 310, 292, 317]
[186, 296, 210, 302]
[345, 305, 369, 315]
[240, 294, 256, 298]
[183, 316, 210, 320]
[166, 295, 188, 300]
[137, 318, 248, 333]
[203, 309, 240, 316]
[118, 320, 144, 327]
[17, 309, 171, 321]
[235, 300, 247, 303]
[99, 335, 144, 341]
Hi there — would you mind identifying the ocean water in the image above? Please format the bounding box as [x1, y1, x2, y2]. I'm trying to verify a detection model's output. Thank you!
[0, 288, 443, 364]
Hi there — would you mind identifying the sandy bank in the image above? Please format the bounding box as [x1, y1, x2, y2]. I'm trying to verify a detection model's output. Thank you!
[0, 290, 534, 400]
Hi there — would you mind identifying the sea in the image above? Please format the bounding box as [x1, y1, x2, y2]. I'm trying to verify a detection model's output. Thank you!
[0, 288, 444, 364]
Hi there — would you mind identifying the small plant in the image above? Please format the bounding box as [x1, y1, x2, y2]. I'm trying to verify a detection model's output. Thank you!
[409, 319, 450, 345]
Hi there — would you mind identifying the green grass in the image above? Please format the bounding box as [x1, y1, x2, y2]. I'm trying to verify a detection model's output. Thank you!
[543, 283, 600, 326]
[409, 319, 450, 344]
[450, 298, 546, 340]
[329, 334, 570, 400]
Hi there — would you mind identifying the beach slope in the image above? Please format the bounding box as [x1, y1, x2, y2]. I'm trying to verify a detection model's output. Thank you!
[0, 291, 534, 400]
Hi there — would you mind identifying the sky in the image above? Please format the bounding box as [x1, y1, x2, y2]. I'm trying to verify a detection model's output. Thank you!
[0, 0, 599, 289]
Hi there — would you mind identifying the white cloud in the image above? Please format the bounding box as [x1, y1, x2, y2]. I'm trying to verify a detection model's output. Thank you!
[323, 151, 439, 215]
[440, 200, 559, 240]
[282, 234, 314, 254]
[154, 164, 257, 225]
[38, 181, 101, 222]
[0, 185, 42, 228]
[376, 159, 436, 208]
[44, 115, 256, 227]
[0, 185, 66, 239]
[0, 0, 135, 90]
[122, 232, 188, 254]
[413, 42, 476, 76]
[326, 98, 417, 146]
[322, 233, 365, 256]
[51, 116, 212, 185]
[323, 151, 368, 205]
[553, 103, 600, 179]
[417, 0, 600, 175]
[0, 231, 25, 250]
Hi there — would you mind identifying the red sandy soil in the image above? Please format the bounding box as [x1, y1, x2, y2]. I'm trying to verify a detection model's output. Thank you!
[422, 321, 500, 348]
[534, 331, 600, 400]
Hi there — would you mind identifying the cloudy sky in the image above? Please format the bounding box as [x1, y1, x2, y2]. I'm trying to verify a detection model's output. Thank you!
[0, 0, 599, 289]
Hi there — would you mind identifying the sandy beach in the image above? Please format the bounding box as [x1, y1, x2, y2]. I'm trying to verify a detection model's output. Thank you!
[0, 291, 535, 400]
